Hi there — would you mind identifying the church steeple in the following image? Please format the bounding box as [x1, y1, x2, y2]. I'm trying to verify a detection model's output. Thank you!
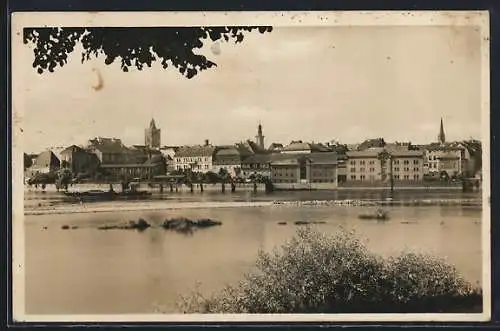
[149, 118, 157, 130]
[438, 117, 446, 145]
[145, 118, 161, 149]
[255, 122, 265, 149]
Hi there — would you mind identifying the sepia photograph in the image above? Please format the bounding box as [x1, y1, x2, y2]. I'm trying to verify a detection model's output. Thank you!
[11, 11, 490, 323]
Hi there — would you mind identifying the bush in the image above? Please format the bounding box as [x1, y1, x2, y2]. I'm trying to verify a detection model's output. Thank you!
[178, 227, 482, 314]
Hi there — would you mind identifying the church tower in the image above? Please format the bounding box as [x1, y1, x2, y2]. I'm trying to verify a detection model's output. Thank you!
[438, 117, 446, 145]
[145, 118, 161, 149]
[255, 122, 265, 149]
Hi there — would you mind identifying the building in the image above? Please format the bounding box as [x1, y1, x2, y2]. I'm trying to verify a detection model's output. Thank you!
[145, 118, 161, 149]
[87, 137, 133, 165]
[173, 140, 217, 173]
[99, 154, 166, 180]
[212, 144, 254, 177]
[255, 123, 265, 149]
[281, 141, 332, 154]
[346, 147, 424, 183]
[421, 119, 471, 178]
[423, 145, 469, 178]
[241, 154, 272, 179]
[269, 152, 338, 188]
[59, 145, 100, 175]
[26, 150, 61, 177]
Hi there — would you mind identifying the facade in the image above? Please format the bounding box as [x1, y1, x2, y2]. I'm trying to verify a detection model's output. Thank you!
[28, 150, 61, 175]
[270, 152, 338, 186]
[87, 138, 133, 165]
[174, 142, 217, 173]
[145, 118, 161, 149]
[423, 144, 470, 177]
[212, 145, 254, 177]
[346, 148, 424, 183]
[241, 154, 271, 179]
[59, 145, 100, 174]
[100, 154, 166, 180]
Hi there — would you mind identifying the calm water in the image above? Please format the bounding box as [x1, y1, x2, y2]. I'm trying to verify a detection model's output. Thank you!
[24, 191, 483, 315]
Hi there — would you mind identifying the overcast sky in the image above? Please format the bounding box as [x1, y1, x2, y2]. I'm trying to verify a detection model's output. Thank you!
[19, 25, 482, 153]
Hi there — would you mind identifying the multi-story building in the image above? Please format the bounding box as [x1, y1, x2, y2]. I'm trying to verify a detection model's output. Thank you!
[26, 150, 61, 177]
[59, 145, 100, 175]
[144, 118, 161, 149]
[241, 154, 271, 179]
[86, 137, 132, 165]
[174, 140, 217, 173]
[212, 144, 255, 177]
[421, 119, 471, 178]
[269, 152, 338, 187]
[346, 147, 424, 183]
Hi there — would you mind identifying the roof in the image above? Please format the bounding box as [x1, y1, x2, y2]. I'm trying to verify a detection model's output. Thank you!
[175, 145, 217, 157]
[60, 145, 86, 154]
[35, 150, 60, 167]
[283, 141, 332, 153]
[242, 154, 272, 165]
[423, 143, 465, 151]
[88, 138, 128, 153]
[347, 147, 423, 158]
[270, 152, 338, 166]
[268, 143, 284, 150]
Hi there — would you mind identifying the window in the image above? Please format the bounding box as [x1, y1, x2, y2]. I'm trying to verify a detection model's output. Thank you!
[360, 168, 365, 172]
[350, 167, 356, 172]
[350, 160, 356, 165]
[404, 167, 410, 172]
[413, 160, 419, 165]
[394, 175, 400, 180]
[369, 160, 375, 165]
[369, 168, 375, 172]
[360, 160, 366, 165]
[350, 175, 356, 180]
[360, 175, 366, 181]
[404, 160, 410, 165]
[393, 160, 400, 165]
[413, 167, 418, 172]
[404, 175, 409, 180]
[414, 174, 420, 180]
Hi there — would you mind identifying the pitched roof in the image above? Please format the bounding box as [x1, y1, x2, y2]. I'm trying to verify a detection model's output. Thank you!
[283, 141, 332, 153]
[35, 150, 60, 167]
[88, 137, 128, 153]
[175, 145, 217, 157]
[347, 147, 423, 158]
[60, 145, 86, 154]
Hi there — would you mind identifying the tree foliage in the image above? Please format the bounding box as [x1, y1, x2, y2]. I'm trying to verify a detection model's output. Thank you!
[23, 26, 273, 78]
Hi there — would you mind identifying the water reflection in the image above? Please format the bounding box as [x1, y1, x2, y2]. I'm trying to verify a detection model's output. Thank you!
[24, 201, 482, 315]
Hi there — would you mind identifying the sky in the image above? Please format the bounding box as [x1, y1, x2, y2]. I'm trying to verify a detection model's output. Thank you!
[18, 25, 483, 153]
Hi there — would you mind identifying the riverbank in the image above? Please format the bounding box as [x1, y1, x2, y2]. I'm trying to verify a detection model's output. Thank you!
[24, 197, 482, 216]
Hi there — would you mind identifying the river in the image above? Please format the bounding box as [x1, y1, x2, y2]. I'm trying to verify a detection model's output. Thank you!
[23, 190, 483, 315]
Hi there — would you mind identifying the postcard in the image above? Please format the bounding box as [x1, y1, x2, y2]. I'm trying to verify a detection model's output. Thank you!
[11, 10, 490, 322]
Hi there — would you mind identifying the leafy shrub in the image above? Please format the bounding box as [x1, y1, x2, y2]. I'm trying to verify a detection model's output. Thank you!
[178, 227, 482, 314]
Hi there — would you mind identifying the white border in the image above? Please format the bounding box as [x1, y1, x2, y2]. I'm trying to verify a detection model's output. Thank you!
[10, 10, 491, 323]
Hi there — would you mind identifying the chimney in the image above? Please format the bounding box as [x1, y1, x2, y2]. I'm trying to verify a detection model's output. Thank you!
[204, 139, 209, 146]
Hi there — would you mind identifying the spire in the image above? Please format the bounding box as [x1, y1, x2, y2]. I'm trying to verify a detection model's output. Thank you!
[149, 118, 157, 129]
[438, 117, 446, 144]
[255, 121, 265, 150]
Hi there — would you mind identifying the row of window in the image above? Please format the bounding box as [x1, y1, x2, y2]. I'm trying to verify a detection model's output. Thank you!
[274, 179, 336, 184]
[349, 174, 421, 180]
[349, 159, 420, 165]
[349, 167, 421, 173]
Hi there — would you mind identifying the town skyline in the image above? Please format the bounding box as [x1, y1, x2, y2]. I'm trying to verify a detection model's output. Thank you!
[20, 26, 482, 153]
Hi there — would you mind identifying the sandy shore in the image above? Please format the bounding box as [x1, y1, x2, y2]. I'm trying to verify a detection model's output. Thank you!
[23, 197, 482, 216]
[24, 201, 276, 216]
